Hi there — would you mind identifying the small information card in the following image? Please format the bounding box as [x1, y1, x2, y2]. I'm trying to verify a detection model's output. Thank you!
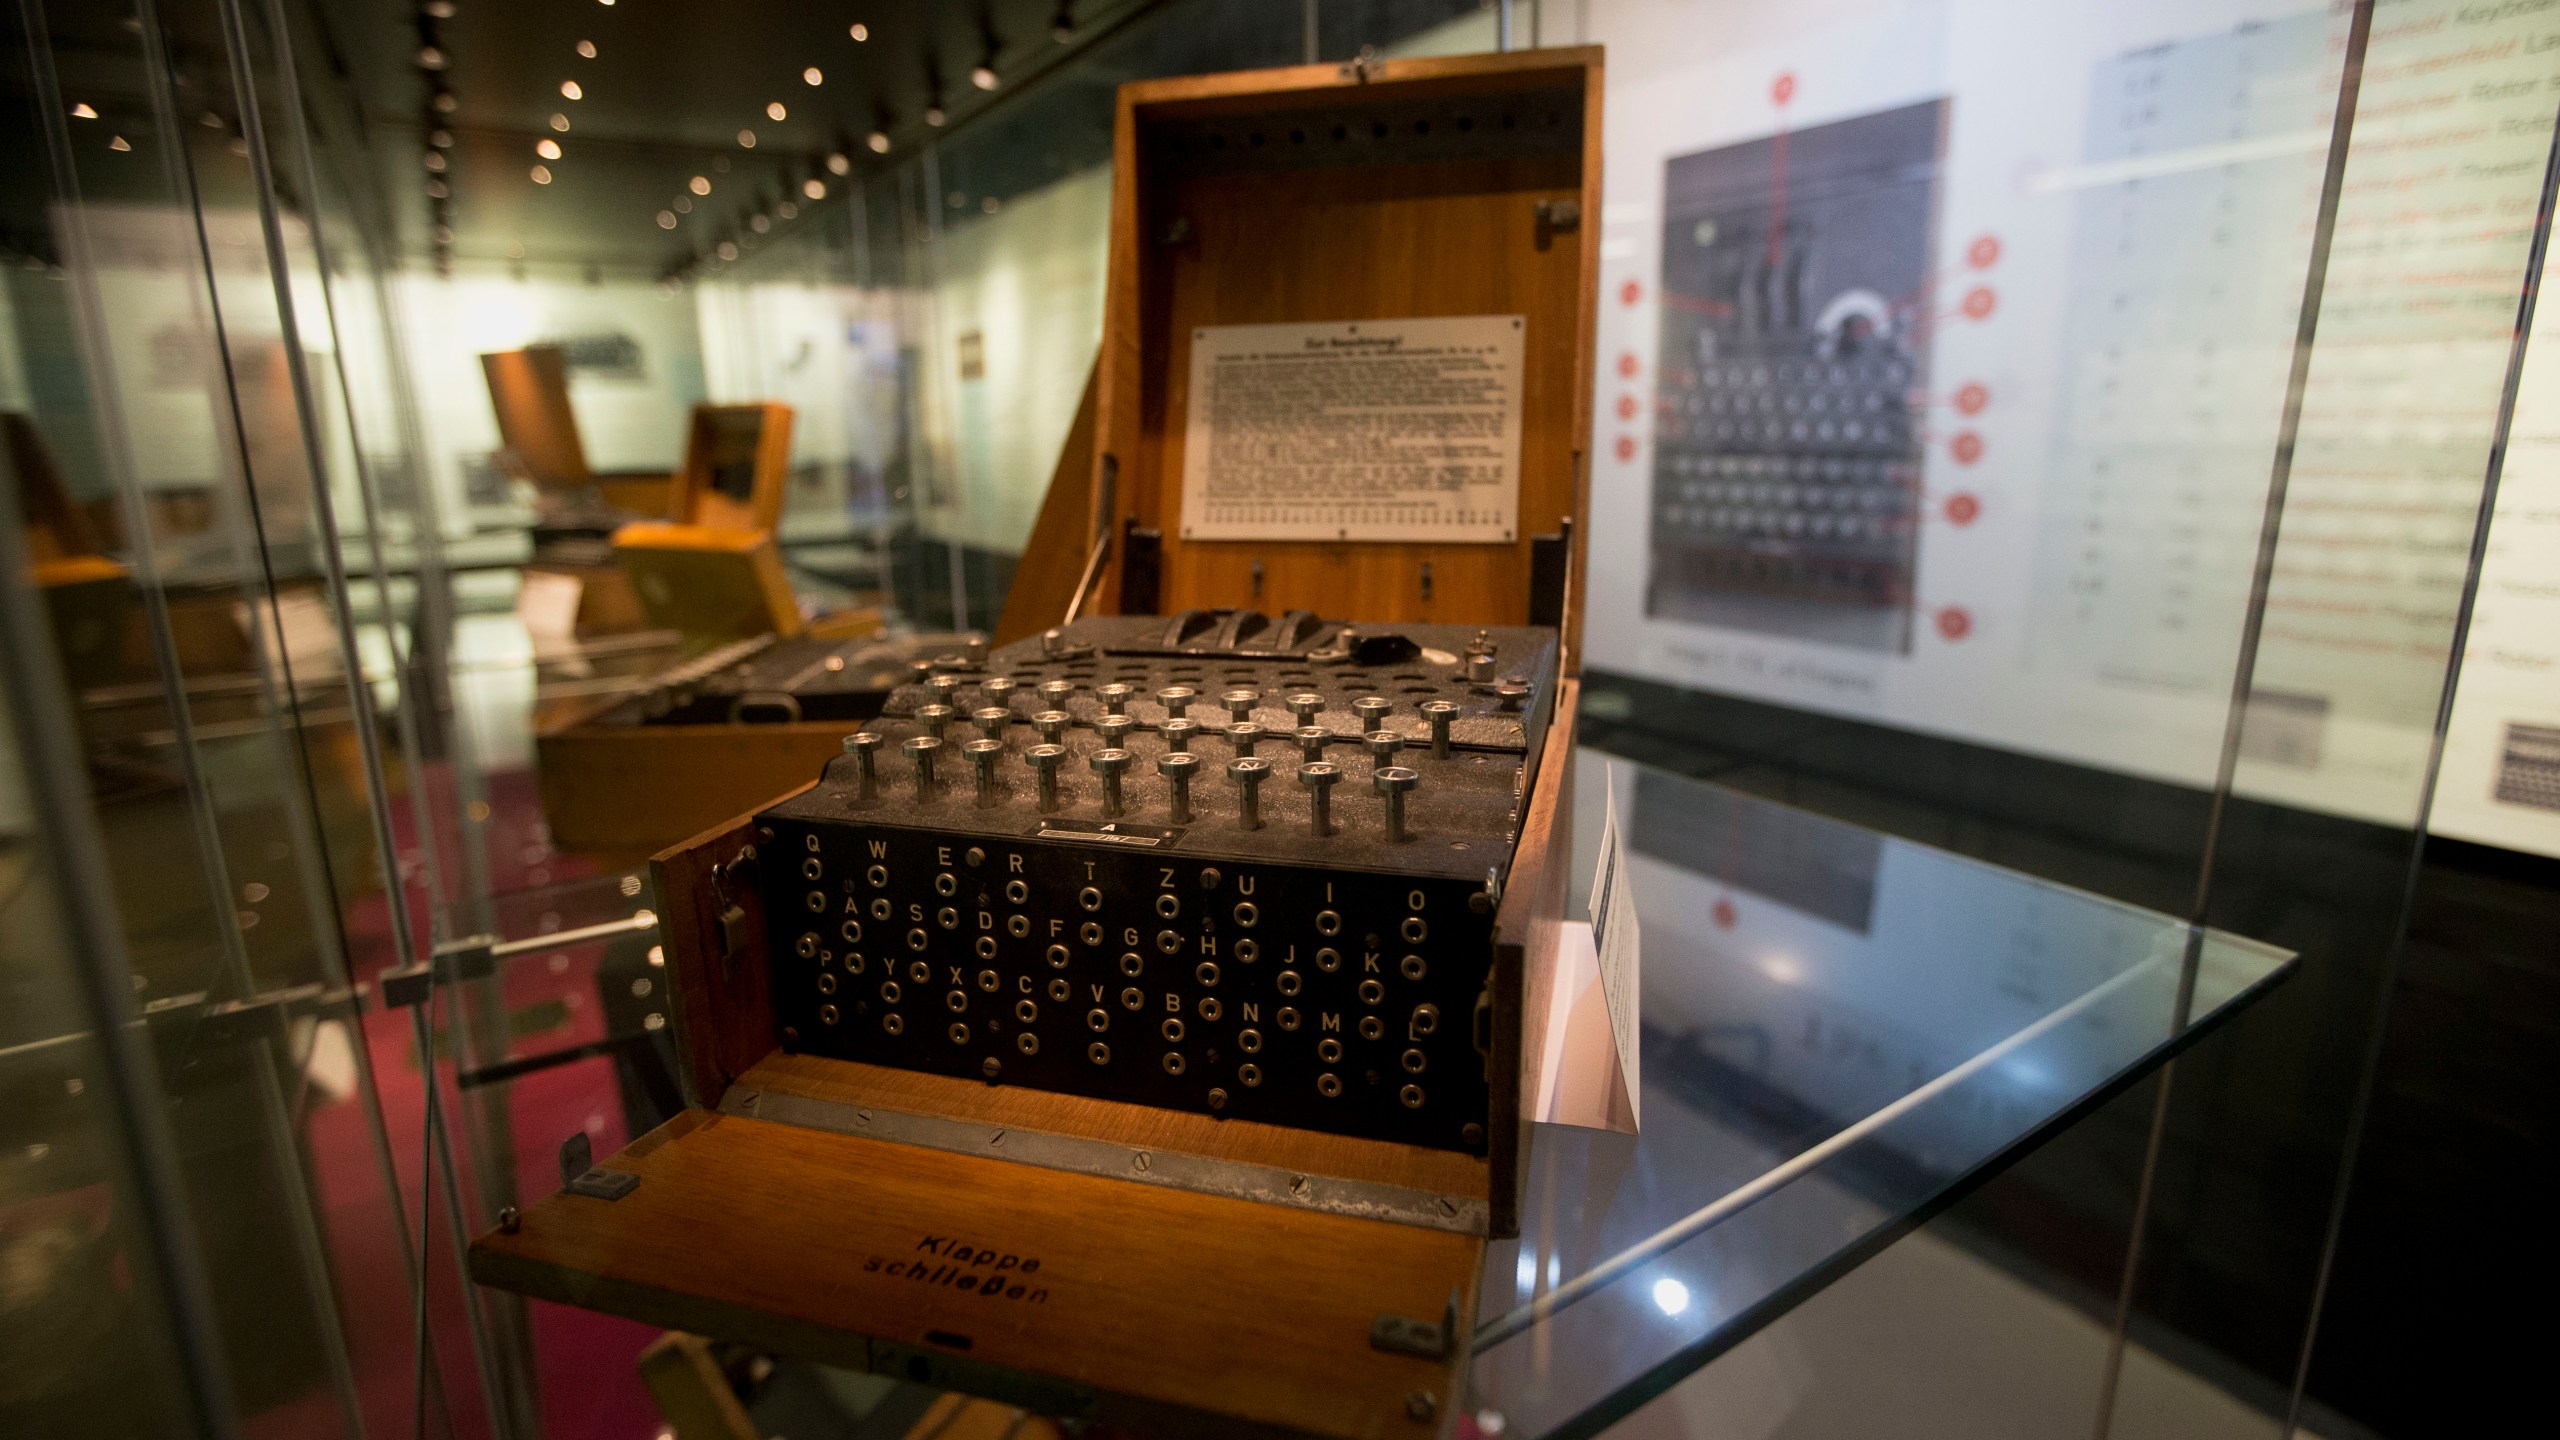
[1178, 315, 1526, 543]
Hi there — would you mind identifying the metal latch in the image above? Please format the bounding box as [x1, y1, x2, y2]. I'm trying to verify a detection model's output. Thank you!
[1371, 1288, 1461, 1359]
[558, 1131, 638, 1201]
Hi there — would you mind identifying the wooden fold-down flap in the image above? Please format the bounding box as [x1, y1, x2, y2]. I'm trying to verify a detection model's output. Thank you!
[471, 1109, 1481, 1440]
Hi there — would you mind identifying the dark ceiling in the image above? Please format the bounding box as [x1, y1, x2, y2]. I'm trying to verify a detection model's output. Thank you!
[329, 0, 1175, 276]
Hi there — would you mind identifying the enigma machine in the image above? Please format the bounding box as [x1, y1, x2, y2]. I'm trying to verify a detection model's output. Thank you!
[759, 613, 1560, 1152]
[475, 47, 1603, 1440]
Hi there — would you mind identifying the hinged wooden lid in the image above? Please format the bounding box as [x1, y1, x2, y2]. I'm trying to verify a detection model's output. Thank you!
[1089, 49, 1602, 656]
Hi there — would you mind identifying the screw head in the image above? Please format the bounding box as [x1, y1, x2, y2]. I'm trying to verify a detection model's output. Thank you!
[1405, 1390, 1437, 1422]
[498, 1205, 521, 1233]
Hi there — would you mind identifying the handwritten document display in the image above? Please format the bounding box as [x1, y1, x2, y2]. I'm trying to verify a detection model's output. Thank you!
[1178, 316, 1526, 543]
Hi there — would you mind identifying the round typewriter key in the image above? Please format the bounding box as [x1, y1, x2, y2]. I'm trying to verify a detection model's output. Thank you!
[1277, 1006, 1301, 1030]
[1359, 1015, 1384, 1041]
[1118, 951, 1143, 977]
[1080, 921, 1103, 946]
[1163, 1052, 1187, 1075]
[806, 891, 826, 913]
[1403, 1048, 1427, 1073]
[867, 865, 889, 888]
[1087, 1009, 1109, 1032]
[820, 1004, 839, 1025]
[907, 928, 928, 952]
[883, 1013, 904, 1035]
[1318, 1038, 1343, 1064]
[1401, 954, 1427, 981]
[977, 969, 999, 992]
[1199, 997, 1222, 1021]
[796, 933, 819, 959]
[1120, 987, 1144, 1010]
[1316, 910, 1341, 936]
[1239, 1063, 1262, 1087]
[948, 1022, 970, 1045]
[1017, 1032, 1039, 1056]
[1016, 999, 1038, 1023]
[1317, 1073, 1343, 1098]
[1048, 978, 1070, 1001]
[1156, 929, 1181, 954]
[1156, 893, 1180, 919]
[1088, 1042, 1111, 1064]
[1199, 867, 1222, 889]
[881, 981, 902, 1003]
[816, 973, 837, 995]
[1046, 944, 1071, 968]
[1079, 886, 1103, 911]
[840, 920, 862, 944]
[1161, 1017, 1185, 1043]
[908, 960, 930, 983]
[1234, 938, 1259, 963]
[1276, 970, 1302, 996]
[1238, 1028, 1262, 1053]
[1233, 901, 1258, 927]
[946, 990, 968, 1013]
[1007, 915, 1029, 938]
[1005, 879, 1029, 904]
[1315, 947, 1341, 972]
[1402, 917, 1428, 944]
[1400, 1084, 1425, 1109]
[1358, 979, 1385, 1005]
[1196, 961, 1220, 987]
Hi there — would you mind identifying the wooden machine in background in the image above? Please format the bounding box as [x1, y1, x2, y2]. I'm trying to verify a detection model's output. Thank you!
[610, 402, 804, 646]
[475, 48, 1602, 1439]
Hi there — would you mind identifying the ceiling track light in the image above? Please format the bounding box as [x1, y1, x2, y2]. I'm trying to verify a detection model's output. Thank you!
[922, 60, 946, 126]
[867, 111, 893, 153]
[1052, 1, 1076, 44]
[972, 16, 1002, 90]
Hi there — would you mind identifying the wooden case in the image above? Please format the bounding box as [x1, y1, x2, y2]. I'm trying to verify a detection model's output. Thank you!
[474, 49, 1600, 1440]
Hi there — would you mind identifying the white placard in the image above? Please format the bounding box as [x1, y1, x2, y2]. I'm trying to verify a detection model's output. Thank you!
[1586, 765, 1643, 1127]
[1178, 315, 1525, 543]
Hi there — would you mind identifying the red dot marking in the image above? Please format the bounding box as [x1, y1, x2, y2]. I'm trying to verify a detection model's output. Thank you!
[1961, 286, 1997, 321]
[1772, 73, 1796, 106]
[1614, 435, 1638, 462]
[1936, 607, 1973, 641]
[1617, 350, 1641, 378]
[1951, 432, 1985, 465]
[1967, 234, 2001, 269]
[1954, 382, 1989, 415]
[1619, 278, 1643, 307]
[1616, 394, 1640, 421]
[1945, 492, 1981, 526]
[1712, 897, 1737, 929]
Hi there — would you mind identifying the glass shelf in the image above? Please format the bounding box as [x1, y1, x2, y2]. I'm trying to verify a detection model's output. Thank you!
[1469, 756, 2297, 1439]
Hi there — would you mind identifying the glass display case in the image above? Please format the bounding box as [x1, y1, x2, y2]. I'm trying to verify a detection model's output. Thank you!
[4, 1, 2551, 1438]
